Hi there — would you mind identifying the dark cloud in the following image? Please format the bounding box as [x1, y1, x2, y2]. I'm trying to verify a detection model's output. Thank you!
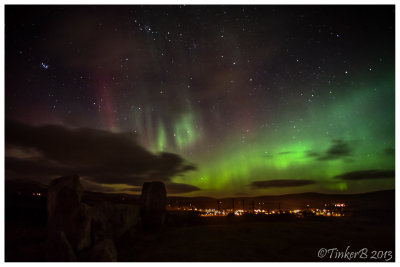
[305, 150, 320, 158]
[62, 111, 90, 128]
[86, 174, 152, 187]
[120, 182, 200, 194]
[123, 187, 142, 193]
[307, 140, 352, 161]
[318, 139, 352, 160]
[5, 120, 196, 186]
[384, 147, 395, 156]
[278, 151, 291, 155]
[5, 156, 71, 177]
[334, 169, 395, 181]
[165, 183, 201, 194]
[80, 179, 121, 193]
[250, 179, 316, 189]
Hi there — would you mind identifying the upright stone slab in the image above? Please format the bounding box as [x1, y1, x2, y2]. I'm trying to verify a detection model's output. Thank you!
[90, 202, 140, 243]
[89, 239, 117, 262]
[47, 175, 91, 251]
[140, 182, 167, 229]
[45, 231, 77, 262]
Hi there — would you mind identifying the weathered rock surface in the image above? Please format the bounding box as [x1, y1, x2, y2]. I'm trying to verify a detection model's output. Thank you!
[90, 201, 140, 243]
[47, 175, 91, 251]
[140, 181, 167, 229]
[46, 175, 141, 261]
[45, 231, 77, 262]
[74, 203, 92, 250]
[89, 239, 117, 262]
[47, 175, 83, 219]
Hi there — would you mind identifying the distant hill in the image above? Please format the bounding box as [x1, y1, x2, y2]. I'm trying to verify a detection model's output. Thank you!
[5, 178, 394, 211]
[167, 190, 395, 211]
[5, 178, 47, 196]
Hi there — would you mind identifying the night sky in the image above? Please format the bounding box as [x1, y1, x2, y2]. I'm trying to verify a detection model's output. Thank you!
[5, 5, 395, 197]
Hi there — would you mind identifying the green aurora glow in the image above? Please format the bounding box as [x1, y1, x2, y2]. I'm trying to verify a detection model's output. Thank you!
[143, 72, 395, 197]
[6, 6, 395, 197]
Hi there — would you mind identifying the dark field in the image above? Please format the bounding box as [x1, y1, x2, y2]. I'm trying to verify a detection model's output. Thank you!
[6, 209, 394, 261]
[118, 215, 394, 262]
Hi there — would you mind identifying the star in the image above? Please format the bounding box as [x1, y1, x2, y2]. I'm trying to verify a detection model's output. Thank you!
[40, 62, 49, 69]
[4, 5, 395, 198]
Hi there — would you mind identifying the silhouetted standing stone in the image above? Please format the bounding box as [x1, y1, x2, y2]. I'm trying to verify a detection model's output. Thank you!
[45, 231, 77, 262]
[90, 202, 140, 243]
[89, 239, 117, 262]
[140, 182, 166, 229]
[47, 175, 91, 251]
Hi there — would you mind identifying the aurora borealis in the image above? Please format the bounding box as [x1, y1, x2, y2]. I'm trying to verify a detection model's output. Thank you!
[5, 5, 395, 197]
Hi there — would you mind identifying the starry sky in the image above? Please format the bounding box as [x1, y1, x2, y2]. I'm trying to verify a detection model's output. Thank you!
[5, 5, 395, 197]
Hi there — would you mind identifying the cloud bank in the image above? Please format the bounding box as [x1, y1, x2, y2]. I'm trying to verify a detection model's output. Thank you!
[5, 120, 196, 192]
[334, 169, 395, 181]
